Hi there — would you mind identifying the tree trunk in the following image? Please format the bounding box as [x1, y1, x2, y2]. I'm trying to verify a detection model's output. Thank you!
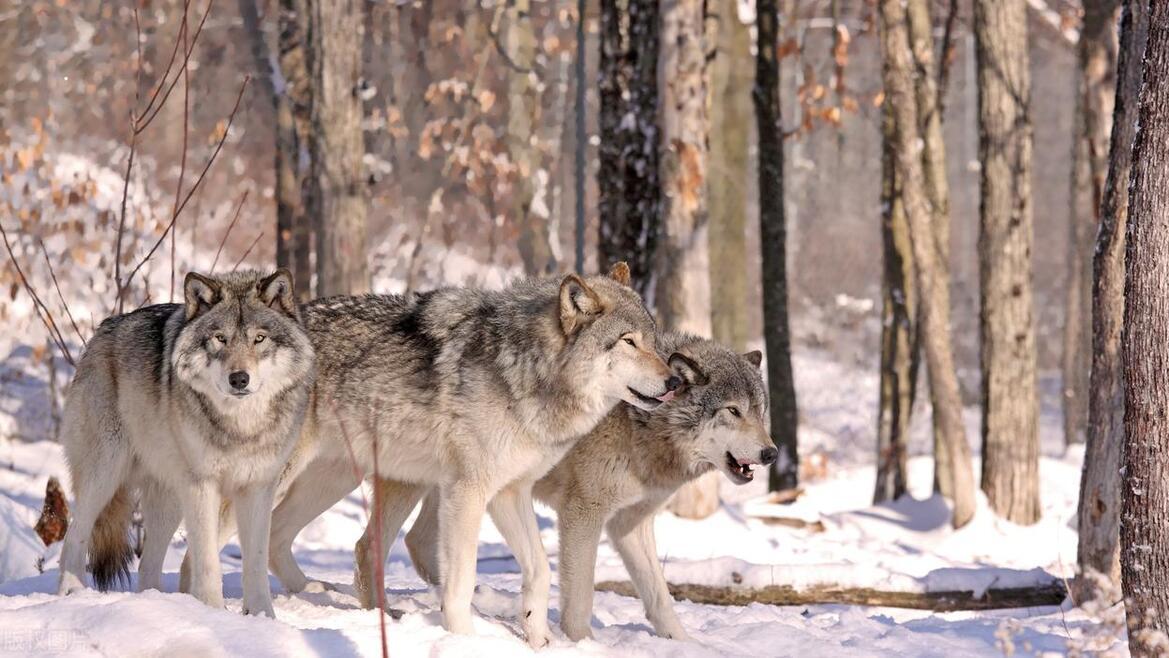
[874, 99, 918, 504]
[905, 0, 956, 499]
[507, 0, 555, 276]
[879, 0, 975, 528]
[1065, 0, 1120, 449]
[755, 0, 799, 493]
[974, 0, 1040, 525]
[1120, 2, 1169, 647]
[598, 0, 660, 295]
[708, 0, 751, 353]
[658, 0, 717, 519]
[1077, 0, 1144, 606]
[305, 0, 369, 297]
[238, 0, 314, 299]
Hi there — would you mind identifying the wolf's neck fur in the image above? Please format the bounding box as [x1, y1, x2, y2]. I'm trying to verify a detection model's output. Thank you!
[619, 406, 713, 489]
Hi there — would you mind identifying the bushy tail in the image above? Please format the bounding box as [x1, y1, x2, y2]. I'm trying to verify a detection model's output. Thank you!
[89, 486, 134, 591]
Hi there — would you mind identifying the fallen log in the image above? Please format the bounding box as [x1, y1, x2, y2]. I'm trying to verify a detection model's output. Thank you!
[594, 579, 1068, 612]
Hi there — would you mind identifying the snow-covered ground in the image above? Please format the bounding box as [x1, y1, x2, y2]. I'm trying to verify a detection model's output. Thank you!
[0, 363, 1126, 656]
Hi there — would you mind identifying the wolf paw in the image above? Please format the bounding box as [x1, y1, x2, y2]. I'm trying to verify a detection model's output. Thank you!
[242, 597, 276, 618]
[303, 580, 336, 594]
[561, 621, 593, 642]
[57, 574, 85, 597]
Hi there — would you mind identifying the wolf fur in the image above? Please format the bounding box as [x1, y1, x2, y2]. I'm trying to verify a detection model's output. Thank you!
[226, 264, 676, 646]
[56, 269, 314, 617]
[399, 333, 775, 641]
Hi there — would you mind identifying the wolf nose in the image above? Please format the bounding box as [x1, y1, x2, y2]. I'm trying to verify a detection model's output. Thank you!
[665, 375, 682, 392]
[229, 371, 250, 391]
[760, 447, 778, 465]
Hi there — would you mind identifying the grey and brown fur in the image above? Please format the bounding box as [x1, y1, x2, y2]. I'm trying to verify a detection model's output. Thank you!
[399, 333, 774, 641]
[198, 264, 676, 646]
[56, 269, 314, 618]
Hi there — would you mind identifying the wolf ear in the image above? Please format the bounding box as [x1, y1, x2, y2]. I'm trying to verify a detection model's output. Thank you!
[259, 268, 298, 319]
[184, 272, 221, 321]
[743, 350, 763, 368]
[559, 273, 603, 336]
[607, 261, 632, 287]
[668, 352, 709, 387]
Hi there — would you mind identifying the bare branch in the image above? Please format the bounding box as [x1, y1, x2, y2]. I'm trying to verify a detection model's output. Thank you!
[0, 224, 75, 367]
[231, 231, 264, 272]
[39, 241, 85, 347]
[210, 190, 249, 273]
[171, 5, 192, 302]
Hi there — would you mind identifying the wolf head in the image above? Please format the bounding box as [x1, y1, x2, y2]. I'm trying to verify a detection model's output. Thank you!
[651, 336, 777, 484]
[557, 263, 676, 411]
[172, 269, 314, 415]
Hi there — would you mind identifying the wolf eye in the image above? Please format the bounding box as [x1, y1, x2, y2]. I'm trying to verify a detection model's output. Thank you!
[623, 337, 636, 347]
[727, 406, 742, 418]
[254, 334, 267, 344]
[213, 333, 227, 344]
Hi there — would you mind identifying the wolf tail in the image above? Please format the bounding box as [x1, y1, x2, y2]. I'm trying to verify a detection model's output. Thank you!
[89, 486, 135, 591]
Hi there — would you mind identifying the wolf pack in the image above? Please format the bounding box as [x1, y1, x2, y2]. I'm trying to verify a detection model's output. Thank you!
[55, 263, 777, 646]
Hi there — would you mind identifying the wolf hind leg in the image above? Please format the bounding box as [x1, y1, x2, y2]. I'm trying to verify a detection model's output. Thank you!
[138, 477, 181, 592]
[268, 458, 360, 593]
[404, 490, 441, 586]
[488, 481, 552, 648]
[57, 430, 133, 596]
[354, 478, 426, 609]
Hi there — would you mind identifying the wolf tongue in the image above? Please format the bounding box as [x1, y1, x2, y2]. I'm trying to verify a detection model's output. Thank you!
[656, 390, 676, 403]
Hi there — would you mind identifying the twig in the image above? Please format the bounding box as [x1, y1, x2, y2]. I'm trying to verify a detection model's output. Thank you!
[171, 4, 192, 302]
[134, 0, 216, 135]
[0, 224, 75, 366]
[231, 231, 264, 272]
[121, 76, 252, 301]
[210, 190, 249, 273]
[39, 241, 85, 346]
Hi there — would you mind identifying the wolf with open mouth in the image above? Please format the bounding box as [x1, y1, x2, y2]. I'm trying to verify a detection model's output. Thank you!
[395, 332, 775, 642]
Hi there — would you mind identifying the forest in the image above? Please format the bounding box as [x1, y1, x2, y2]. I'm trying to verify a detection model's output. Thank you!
[0, 0, 1165, 655]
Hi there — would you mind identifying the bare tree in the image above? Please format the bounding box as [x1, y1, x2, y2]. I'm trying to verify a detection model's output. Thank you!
[598, 0, 660, 296]
[305, 0, 369, 297]
[756, 0, 799, 493]
[1077, 0, 1147, 605]
[709, 0, 751, 353]
[879, 0, 975, 528]
[974, 0, 1040, 525]
[658, 0, 717, 519]
[1121, 1, 1169, 646]
[238, 0, 314, 298]
[1064, 0, 1119, 449]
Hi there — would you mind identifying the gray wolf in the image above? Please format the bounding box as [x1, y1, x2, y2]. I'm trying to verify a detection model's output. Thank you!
[235, 263, 674, 646]
[56, 269, 314, 618]
[398, 333, 774, 641]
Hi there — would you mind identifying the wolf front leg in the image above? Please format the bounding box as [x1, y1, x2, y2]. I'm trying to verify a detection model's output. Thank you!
[181, 479, 225, 609]
[488, 482, 552, 648]
[606, 500, 691, 641]
[555, 500, 607, 641]
[354, 478, 427, 609]
[437, 480, 488, 635]
[236, 482, 278, 617]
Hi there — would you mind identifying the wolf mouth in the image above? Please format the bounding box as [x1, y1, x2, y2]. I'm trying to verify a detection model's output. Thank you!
[628, 387, 665, 408]
[725, 452, 756, 483]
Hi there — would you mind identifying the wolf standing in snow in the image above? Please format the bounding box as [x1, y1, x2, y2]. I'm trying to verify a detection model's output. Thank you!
[255, 263, 675, 646]
[56, 269, 314, 618]
[400, 333, 775, 641]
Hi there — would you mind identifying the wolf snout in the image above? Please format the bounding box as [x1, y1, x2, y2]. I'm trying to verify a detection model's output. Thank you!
[228, 371, 250, 392]
[760, 446, 778, 466]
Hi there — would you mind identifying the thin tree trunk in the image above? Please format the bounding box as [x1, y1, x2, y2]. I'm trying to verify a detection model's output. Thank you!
[974, 0, 1040, 525]
[507, 0, 555, 276]
[238, 0, 314, 299]
[905, 0, 956, 498]
[658, 0, 716, 519]
[1077, 0, 1144, 606]
[879, 0, 975, 528]
[874, 100, 918, 504]
[1065, 0, 1119, 448]
[574, 0, 587, 274]
[598, 0, 660, 295]
[1120, 2, 1169, 647]
[306, 0, 369, 297]
[756, 0, 799, 493]
[708, 0, 751, 353]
